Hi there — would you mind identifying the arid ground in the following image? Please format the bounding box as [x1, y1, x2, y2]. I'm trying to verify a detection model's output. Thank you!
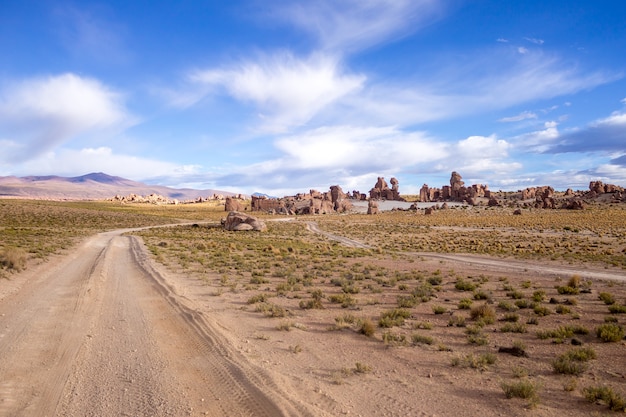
[1, 199, 625, 416]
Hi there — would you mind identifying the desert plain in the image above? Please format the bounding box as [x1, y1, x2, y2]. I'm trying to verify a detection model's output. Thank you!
[1, 198, 625, 416]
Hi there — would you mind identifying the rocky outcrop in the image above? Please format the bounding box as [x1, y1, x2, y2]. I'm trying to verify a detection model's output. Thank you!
[224, 196, 244, 211]
[111, 193, 179, 205]
[535, 186, 556, 209]
[369, 177, 405, 201]
[367, 200, 379, 215]
[252, 185, 352, 215]
[589, 181, 624, 196]
[222, 211, 267, 231]
[562, 198, 586, 210]
[449, 171, 465, 200]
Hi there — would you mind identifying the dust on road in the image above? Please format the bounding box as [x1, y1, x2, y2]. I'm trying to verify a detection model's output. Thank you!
[0, 230, 309, 417]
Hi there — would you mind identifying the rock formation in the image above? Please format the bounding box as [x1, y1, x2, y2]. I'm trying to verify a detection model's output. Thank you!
[222, 211, 267, 231]
[367, 199, 379, 215]
[224, 196, 244, 211]
[369, 177, 405, 201]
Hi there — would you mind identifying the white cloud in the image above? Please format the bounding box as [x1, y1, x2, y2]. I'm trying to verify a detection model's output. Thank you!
[210, 125, 449, 194]
[0, 73, 135, 162]
[457, 135, 511, 159]
[499, 111, 538, 122]
[268, 0, 444, 52]
[518, 47, 529, 54]
[6, 147, 190, 182]
[189, 53, 365, 133]
[512, 121, 560, 152]
[274, 125, 447, 170]
[523, 37, 545, 45]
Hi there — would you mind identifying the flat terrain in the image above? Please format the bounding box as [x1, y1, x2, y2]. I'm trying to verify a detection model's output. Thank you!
[1, 200, 625, 416]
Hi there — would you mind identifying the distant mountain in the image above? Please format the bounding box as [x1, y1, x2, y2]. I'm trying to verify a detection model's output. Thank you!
[251, 192, 277, 199]
[0, 172, 237, 201]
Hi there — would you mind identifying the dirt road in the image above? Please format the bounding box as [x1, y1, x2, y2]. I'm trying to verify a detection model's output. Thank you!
[0, 231, 310, 417]
[304, 221, 626, 282]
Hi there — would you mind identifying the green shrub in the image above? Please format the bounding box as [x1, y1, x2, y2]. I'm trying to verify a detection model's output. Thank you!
[552, 347, 596, 376]
[501, 379, 540, 400]
[596, 323, 625, 342]
[555, 305, 571, 314]
[448, 315, 466, 327]
[458, 298, 473, 309]
[455, 278, 476, 291]
[411, 333, 434, 345]
[432, 305, 447, 315]
[502, 312, 519, 322]
[608, 304, 626, 314]
[598, 292, 616, 305]
[501, 322, 527, 333]
[557, 286, 579, 295]
[379, 308, 411, 328]
[583, 386, 626, 412]
[532, 290, 546, 302]
[498, 300, 518, 311]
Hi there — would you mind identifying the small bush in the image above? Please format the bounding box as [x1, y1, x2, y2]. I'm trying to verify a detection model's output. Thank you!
[0, 247, 28, 272]
[533, 305, 551, 316]
[501, 322, 527, 333]
[411, 333, 434, 345]
[555, 305, 571, 314]
[455, 278, 477, 291]
[608, 304, 626, 314]
[458, 298, 473, 309]
[247, 293, 269, 304]
[359, 319, 376, 336]
[379, 308, 411, 328]
[448, 315, 466, 327]
[552, 347, 596, 376]
[502, 312, 519, 322]
[583, 386, 626, 412]
[596, 323, 625, 342]
[598, 292, 616, 305]
[501, 379, 540, 400]
[470, 303, 496, 324]
[557, 286, 579, 295]
[432, 305, 447, 315]
[498, 300, 518, 312]
[473, 290, 490, 300]
[532, 290, 546, 302]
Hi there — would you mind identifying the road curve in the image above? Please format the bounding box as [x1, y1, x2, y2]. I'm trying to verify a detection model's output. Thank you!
[0, 229, 311, 417]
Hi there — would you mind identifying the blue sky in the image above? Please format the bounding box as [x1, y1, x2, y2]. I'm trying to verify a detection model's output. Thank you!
[1, 0, 625, 195]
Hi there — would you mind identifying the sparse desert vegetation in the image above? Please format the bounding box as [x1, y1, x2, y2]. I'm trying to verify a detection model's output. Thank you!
[2, 199, 626, 415]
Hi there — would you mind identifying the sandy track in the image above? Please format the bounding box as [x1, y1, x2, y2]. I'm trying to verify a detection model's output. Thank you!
[0, 230, 310, 416]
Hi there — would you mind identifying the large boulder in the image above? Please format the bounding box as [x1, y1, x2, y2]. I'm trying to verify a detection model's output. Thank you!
[222, 211, 267, 232]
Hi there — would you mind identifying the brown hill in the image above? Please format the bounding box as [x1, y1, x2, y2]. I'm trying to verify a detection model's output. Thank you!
[0, 173, 234, 201]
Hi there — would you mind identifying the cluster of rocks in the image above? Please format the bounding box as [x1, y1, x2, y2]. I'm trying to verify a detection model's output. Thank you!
[588, 181, 624, 198]
[418, 172, 491, 205]
[251, 185, 353, 215]
[369, 177, 405, 201]
[250, 176, 407, 215]
[110, 193, 180, 205]
[111, 193, 247, 205]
